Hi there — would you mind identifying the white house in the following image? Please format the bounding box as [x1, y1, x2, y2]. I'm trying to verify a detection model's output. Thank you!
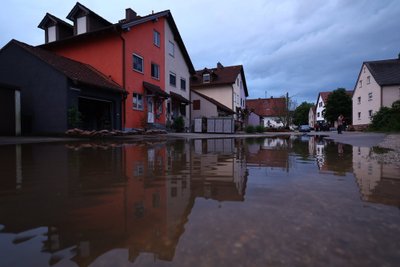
[352, 58, 400, 130]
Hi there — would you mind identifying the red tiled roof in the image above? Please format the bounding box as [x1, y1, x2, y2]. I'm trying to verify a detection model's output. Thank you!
[191, 64, 249, 96]
[246, 97, 287, 117]
[10, 40, 124, 93]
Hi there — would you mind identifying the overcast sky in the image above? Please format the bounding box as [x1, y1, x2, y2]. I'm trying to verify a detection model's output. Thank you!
[1, 0, 399, 104]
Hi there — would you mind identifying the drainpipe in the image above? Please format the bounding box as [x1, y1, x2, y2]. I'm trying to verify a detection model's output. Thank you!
[119, 31, 127, 130]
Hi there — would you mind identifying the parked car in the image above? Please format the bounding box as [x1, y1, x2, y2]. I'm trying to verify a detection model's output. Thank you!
[299, 125, 311, 132]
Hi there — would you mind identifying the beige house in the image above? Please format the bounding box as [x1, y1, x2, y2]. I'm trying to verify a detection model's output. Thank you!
[308, 106, 316, 128]
[352, 58, 400, 130]
[190, 63, 249, 129]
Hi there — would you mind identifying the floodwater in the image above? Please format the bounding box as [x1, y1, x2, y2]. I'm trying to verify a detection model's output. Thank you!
[0, 136, 399, 267]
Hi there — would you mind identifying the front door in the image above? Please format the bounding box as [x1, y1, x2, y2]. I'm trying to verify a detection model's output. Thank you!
[147, 97, 154, 123]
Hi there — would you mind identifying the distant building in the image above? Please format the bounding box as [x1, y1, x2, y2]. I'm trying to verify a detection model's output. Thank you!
[352, 57, 400, 130]
[308, 106, 316, 128]
[190, 63, 249, 130]
[246, 97, 287, 128]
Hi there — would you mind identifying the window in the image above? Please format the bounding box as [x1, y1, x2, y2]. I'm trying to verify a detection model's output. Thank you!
[193, 100, 200, 110]
[48, 26, 56, 42]
[236, 78, 239, 86]
[151, 63, 160, 79]
[369, 110, 373, 118]
[77, 16, 87, 35]
[169, 72, 176, 86]
[133, 54, 143, 73]
[359, 80, 362, 88]
[317, 112, 320, 117]
[367, 76, 371, 84]
[358, 112, 361, 120]
[357, 96, 361, 104]
[153, 30, 160, 47]
[180, 78, 186, 91]
[168, 41, 175, 57]
[203, 73, 210, 83]
[318, 102, 322, 107]
[133, 93, 143, 110]
[368, 92, 373, 101]
[363, 66, 366, 73]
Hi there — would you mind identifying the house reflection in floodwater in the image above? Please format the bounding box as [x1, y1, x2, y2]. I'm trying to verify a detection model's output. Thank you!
[0, 140, 249, 266]
[352, 146, 400, 207]
[246, 137, 290, 170]
[191, 138, 247, 201]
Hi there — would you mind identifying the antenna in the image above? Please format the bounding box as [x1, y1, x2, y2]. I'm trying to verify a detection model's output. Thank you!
[265, 91, 267, 98]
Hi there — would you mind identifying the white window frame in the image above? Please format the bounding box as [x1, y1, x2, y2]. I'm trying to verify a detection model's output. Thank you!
[153, 30, 160, 47]
[368, 92, 373, 101]
[203, 73, 210, 83]
[168, 41, 175, 57]
[77, 16, 87, 35]
[133, 54, 144, 73]
[133, 93, 143, 110]
[48, 26, 56, 42]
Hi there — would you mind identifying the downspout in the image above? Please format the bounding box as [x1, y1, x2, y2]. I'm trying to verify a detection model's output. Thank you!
[119, 30, 127, 130]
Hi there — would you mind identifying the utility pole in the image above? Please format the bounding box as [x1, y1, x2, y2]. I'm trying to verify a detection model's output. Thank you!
[286, 92, 289, 128]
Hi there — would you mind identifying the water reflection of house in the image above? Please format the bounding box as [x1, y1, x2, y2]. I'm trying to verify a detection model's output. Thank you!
[246, 138, 290, 170]
[0, 140, 249, 266]
[352, 146, 400, 207]
[191, 139, 247, 201]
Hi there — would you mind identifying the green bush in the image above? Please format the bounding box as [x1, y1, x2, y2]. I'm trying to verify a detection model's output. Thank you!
[172, 116, 185, 132]
[369, 100, 400, 132]
[245, 125, 255, 133]
[255, 125, 265, 133]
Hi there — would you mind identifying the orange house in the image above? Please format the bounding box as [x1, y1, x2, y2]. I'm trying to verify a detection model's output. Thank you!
[38, 3, 194, 130]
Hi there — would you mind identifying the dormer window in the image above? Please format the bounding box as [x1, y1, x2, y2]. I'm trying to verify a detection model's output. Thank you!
[203, 73, 210, 83]
[47, 26, 56, 42]
[77, 16, 87, 34]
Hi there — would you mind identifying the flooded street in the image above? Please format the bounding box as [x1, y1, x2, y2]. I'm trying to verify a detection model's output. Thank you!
[0, 136, 399, 267]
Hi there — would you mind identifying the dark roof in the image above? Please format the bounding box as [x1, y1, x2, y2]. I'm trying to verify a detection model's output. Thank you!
[6, 40, 124, 93]
[39, 7, 195, 74]
[246, 98, 287, 117]
[143, 81, 169, 98]
[66, 2, 112, 26]
[365, 58, 400, 86]
[191, 64, 249, 96]
[192, 90, 235, 115]
[38, 13, 73, 29]
[170, 91, 190, 104]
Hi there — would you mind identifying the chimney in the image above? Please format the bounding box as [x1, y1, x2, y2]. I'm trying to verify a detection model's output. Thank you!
[125, 8, 137, 22]
[217, 62, 224, 68]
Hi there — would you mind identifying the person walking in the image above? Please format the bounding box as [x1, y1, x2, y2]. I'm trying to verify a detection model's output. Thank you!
[337, 114, 344, 134]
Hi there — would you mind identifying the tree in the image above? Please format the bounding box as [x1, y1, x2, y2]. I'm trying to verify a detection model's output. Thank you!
[293, 102, 314, 125]
[324, 88, 352, 124]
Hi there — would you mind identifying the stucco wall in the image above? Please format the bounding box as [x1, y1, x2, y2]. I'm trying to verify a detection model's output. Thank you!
[193, 85, 232, 110]
[190, 91, 217, 118]
[382, 85, 400, 107]
[164, 21, 191, 127]
[353, 65, 382, 126]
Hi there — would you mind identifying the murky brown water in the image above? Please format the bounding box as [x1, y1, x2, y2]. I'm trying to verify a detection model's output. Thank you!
[0, 136, 399, 267]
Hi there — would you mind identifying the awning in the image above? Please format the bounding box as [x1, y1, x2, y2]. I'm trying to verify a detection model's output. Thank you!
[143, 81, 169, 98]
[170, 91, 190, 104]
